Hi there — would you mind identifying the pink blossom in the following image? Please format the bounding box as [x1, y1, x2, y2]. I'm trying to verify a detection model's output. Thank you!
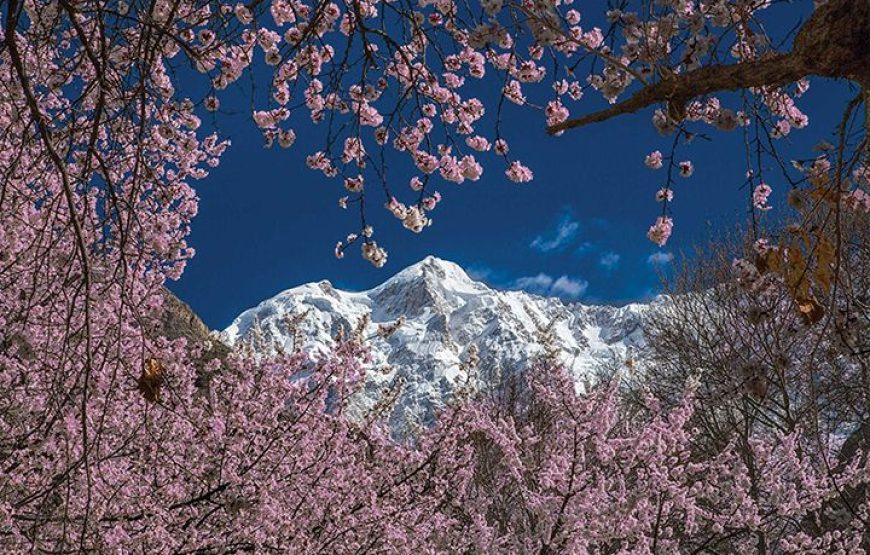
[414, 151, 440, 174]
[656, 188, 673, 202]
[460, 155, 483, 180]
[753, 183, 773, 211]
[421, 191, 442, 210]
[679, 160, 694, 177]
[344, 175, 364, 192]
[647, 215, 674, 246]
[505, 161, 533, 183]
[545, 99, 569, 128]
[842, 189, 870, 213]
[645, 151, 663, 169]
[565, 9, 581, 25]
[465, 135, 491, 152]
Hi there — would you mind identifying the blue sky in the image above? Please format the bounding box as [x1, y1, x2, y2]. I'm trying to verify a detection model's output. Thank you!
[169, 5, 855, 329]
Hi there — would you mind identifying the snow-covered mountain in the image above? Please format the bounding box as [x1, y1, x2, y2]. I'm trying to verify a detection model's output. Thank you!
[223, 256, 657, 430]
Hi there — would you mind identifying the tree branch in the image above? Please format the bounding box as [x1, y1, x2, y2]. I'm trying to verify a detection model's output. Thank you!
[549, 0, 870, 134]
[548, 53, 800, 134]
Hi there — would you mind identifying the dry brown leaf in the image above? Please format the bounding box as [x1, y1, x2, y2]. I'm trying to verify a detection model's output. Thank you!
[138, 357, 164, 403]
[797, 297, 825, 325]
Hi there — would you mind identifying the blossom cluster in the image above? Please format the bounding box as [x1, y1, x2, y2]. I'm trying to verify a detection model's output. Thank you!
[209, 0, 831, 257]
[4, 329, 868, 552]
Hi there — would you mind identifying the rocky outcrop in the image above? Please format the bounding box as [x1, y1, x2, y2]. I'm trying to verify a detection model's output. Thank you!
[160, 289, 213, 344]
[160, 289, 231, 390]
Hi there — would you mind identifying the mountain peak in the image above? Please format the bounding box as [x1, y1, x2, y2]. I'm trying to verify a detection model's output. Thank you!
[419, 255, 456, 269]
[395, 255, 468, 278]
[366, 256, 487, 318]
[371, 256, 484, 294]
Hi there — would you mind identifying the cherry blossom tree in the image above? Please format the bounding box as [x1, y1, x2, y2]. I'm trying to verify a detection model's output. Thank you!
[2, 0, 870, 551]
[3, 316, 869, 552]
[7, 0, 868, 265]
[639, 208, 870, 553]
[447, 361, 870, 553]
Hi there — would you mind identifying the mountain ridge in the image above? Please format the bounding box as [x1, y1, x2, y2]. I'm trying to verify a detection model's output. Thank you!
[223, 256, 657, 430]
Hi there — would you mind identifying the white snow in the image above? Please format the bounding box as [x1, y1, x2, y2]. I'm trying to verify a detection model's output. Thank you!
[223, 256, 653, 431]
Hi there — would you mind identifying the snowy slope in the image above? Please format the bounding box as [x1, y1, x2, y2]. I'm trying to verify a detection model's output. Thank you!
[223, 256, 656, 430]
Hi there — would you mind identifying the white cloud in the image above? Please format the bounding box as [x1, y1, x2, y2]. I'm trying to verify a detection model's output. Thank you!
[466, 265, 494, 282]
[599, 252, 620, 270]
[512, 273, 588, 299]
[574, 241, 595, 256]
[551, 276, 589, 298]
[530, 213, 580, 252]
[647, 251, 674, 265]
[513, 273, 554, 293]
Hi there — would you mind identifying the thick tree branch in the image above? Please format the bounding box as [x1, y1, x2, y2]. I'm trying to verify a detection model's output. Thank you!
[549, 0, 870, 135]
[549, 53, 799, 134]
